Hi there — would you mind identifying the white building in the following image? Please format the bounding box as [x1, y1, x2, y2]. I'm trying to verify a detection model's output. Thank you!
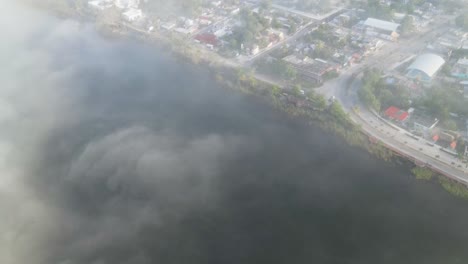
[122, 8, 143, 22]
[115, 0, 139, 9]
[88, 0, 113, 10]
[406, 53, 445, 83]
[251, 45, 260, 55]
[161, 22, 176, 31]
[362, 18, 400, 41]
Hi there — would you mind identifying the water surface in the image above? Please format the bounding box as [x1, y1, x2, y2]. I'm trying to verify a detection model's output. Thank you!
[1, 5, 468, 264]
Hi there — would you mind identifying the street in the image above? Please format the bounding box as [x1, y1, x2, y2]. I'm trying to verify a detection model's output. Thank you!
[313, 22, 468, 185]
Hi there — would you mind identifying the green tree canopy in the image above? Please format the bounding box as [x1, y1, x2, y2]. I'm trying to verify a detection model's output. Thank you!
[455, 14, 468, 30]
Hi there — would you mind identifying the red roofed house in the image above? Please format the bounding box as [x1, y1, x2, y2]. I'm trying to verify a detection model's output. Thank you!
[450, 141, 457, 149]
[195, 33, 218, 46]
[384, 106, 409, 122]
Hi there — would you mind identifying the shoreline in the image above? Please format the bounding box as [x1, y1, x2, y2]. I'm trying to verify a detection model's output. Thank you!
[30, 3, 468, 198]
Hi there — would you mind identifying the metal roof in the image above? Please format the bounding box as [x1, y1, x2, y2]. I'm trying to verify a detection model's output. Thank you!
[363, 18, 400, 32]
[407, 53, 445, 78]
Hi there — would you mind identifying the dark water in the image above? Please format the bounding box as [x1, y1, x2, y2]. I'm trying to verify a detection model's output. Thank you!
[2, 6, 468, 264]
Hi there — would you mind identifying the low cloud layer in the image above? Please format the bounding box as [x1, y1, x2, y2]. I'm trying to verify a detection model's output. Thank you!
[0, 2, 247, 263]
[3, 2, 468, 264]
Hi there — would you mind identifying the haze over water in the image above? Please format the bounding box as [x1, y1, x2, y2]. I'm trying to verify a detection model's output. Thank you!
[1, 3, 468, 264]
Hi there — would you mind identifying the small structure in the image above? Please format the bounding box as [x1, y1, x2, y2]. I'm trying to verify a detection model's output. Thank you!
[410, 112, 439, 138]
[451, 58, 468, 80]
[161, 22, 176, 31]
[282, 55, 338, 84]
[361, 18, 400, 41]
[88, 0, 113, 10]
[115, 0, 139, 9]
[251, 45, 260, 55]
[122, 8, 143, 22]
[462, 81, 468, 99]
[194, 33, 218, 46]
[435, 131, 460, 149]
[406, 53, 445, 83]
[384, 106, 409, 122]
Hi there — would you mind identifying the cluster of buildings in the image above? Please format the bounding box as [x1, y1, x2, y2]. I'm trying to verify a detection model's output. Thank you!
[88, 0, 143, 22]
[80, 0, 468, 157]
[159, 1, 241, 38]
[262, 15, 392, 85]
[353, 17, 400, 42]
[282, 55, 340, 84]
[383, 106, 462, 150]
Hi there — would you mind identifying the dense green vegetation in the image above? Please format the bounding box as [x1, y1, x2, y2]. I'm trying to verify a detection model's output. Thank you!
[353, 0, 464, 19]
[400, 15, 415, 35]
[215, 64, 395, 162]
[232, 8, 271, 47]
[358, 69, 410, 111]
[364, 0, 394, 20]
[439, 176, 468, 199]
[142, 0, 206, 16]
[411, 167, 435, 180]
[295, 0, 333, 12]
[455, 13, 468, 30]
[358, 69, 468, 126]
[301, 24, 349, 60]
[256, 59, 297, 81]
[414, 82, 468, 120]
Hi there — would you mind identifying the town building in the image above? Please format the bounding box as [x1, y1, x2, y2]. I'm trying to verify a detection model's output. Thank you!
[462, 81, 468, 100]
[359, 18, 400, 41]
[194, 33, 219, 47]
[115, 0, 139, 9]
[451, 58, 468, 80]
[282, 55, 338, 84]
[88, 0, 113, 10]
[406, 53, 445, 83]
[410, 112, 439, 138]
[122, 8, 143, 22]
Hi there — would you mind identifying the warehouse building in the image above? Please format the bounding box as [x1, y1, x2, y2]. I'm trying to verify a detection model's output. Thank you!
[406, 53, 445, 83]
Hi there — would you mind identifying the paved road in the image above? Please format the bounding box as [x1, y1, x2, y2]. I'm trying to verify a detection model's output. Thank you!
[313, 22, 468, 184]
[125, 17, 468, 184]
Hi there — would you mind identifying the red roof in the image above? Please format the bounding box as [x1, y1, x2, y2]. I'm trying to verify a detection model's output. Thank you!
[195, 33, 218, 46]
[384, 106, 409, 122]
[450, 141, 457, 149]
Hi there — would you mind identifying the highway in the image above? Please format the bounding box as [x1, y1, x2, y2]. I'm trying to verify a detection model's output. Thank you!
[313, 21, 468, 185]
[124, 15, 468, 185]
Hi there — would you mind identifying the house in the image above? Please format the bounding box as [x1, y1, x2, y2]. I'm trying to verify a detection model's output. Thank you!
[384, 106, 409, 122]
[251, 45, 260, 55]
[410, 112, 439, 138]
[115, 0, 139, 9]
[282, 55, 339, 84]
[194, 33, 218, 46]
[161, 22, 176, 31]
[88, 0, 113, 10]
[122, 8, 143, 22]
[434, 131, 460, 149]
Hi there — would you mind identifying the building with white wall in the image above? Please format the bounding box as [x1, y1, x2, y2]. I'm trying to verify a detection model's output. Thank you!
[122, 8, 143, 22]
[115, 0, 140, 9]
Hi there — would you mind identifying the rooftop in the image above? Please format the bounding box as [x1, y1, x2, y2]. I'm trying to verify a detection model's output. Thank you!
[411, 111, 439, 128]
[195, 33, 218, 46]
[406, 53, 445, 79]
[384, 106, 409, 122]
[363, 18, 400, 32]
